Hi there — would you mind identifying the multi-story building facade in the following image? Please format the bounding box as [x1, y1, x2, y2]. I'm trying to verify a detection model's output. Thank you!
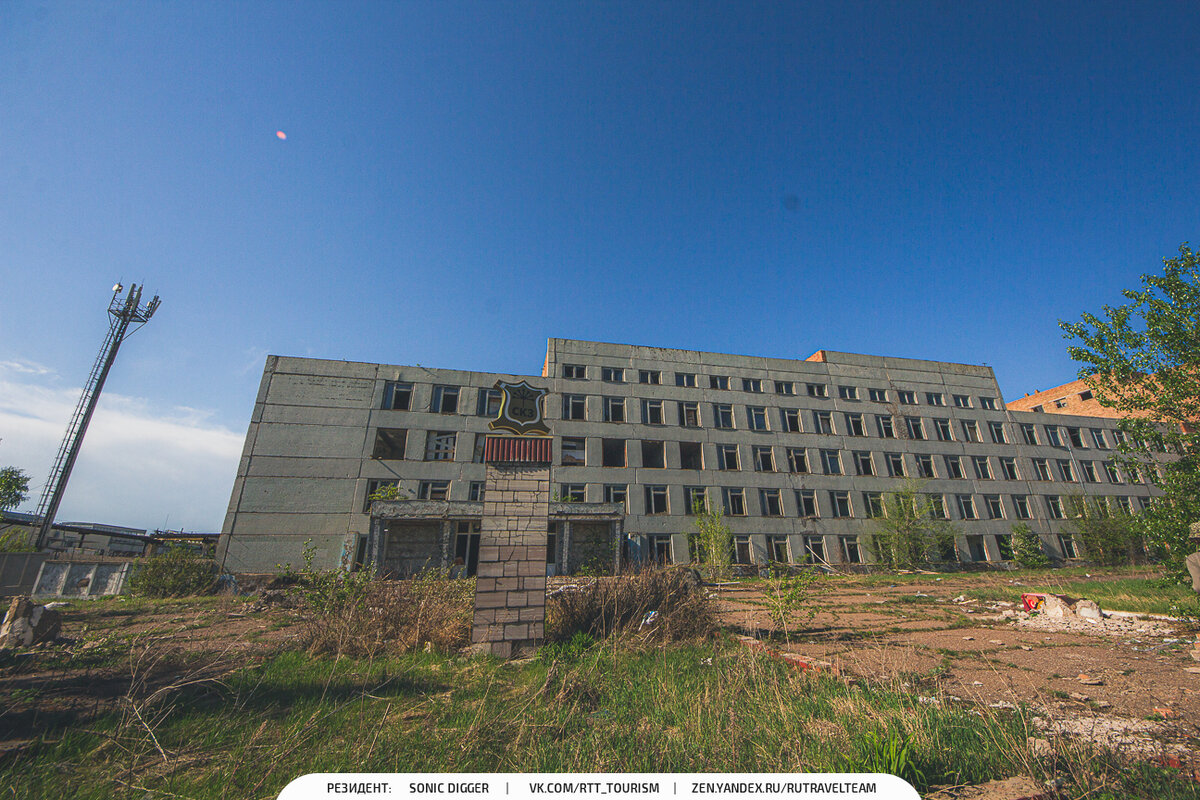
[218, 339, 1167, 575]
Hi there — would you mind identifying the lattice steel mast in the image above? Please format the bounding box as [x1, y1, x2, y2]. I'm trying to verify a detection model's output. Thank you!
[34, 284, 161, 549]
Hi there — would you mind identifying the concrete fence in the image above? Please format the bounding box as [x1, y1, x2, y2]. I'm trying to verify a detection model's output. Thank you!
[32, 557, 135, 599]
[0, 553, 51, 597]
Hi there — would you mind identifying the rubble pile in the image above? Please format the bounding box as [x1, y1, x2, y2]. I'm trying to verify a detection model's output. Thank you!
[0, 596, 62, 648]
[1000, 593, 1177, 638]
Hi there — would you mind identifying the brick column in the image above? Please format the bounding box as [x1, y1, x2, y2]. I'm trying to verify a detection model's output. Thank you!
[471, 462, 550, 658]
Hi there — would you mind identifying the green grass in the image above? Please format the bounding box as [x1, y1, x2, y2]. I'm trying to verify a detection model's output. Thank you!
[4, 640, 1198, 800]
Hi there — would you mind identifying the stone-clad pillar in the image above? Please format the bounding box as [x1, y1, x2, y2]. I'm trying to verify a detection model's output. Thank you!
[471, 461, 550, 658]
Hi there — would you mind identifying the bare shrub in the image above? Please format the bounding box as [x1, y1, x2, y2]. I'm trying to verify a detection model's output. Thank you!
[545, 567, 715, 645]
[300, 572, 475, 658]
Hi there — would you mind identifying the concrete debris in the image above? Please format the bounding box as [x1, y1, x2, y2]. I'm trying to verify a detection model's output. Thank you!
[1077, 674, 1104, 685]
[0, 597, 62, 648]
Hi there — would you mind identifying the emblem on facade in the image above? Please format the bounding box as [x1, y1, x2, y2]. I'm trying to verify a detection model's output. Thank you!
[489, 380, 550, 436]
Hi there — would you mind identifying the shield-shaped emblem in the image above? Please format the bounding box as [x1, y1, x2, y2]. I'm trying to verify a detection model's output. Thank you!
[489, 380, 550, 436]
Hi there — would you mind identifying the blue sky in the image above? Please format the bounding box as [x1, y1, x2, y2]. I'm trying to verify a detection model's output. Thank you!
[2, 2, 1199, 531]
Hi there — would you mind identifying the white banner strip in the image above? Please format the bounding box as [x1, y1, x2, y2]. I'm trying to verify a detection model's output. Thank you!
[278, 773, 919, 800]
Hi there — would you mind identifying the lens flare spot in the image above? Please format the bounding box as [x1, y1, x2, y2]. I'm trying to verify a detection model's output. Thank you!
[275, 130, 287, 140]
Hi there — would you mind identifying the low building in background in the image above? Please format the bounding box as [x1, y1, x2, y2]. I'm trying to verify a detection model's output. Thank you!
[218, 338, 1169, 575]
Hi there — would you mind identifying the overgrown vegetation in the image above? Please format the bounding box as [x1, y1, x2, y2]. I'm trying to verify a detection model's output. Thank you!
[1065, 495, 1146, 567]
[762, 565, 819, 644]
[688, 499, 732, 580]
[5, 636, 1197, 799]
[127, 546, 217, 597]
[863, 481, 956, 569]
[1011, 522, 1051, 568]
[544, 567, 715, 645]
[1060, 243, 1200, 578]
[283, 542, 474, 657]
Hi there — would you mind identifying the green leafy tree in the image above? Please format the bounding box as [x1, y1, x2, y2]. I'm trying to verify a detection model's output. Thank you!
[1063, 495, 1144, 567]
[863, 480, 956, 570]
[1060, 243, 1200, 574]
[689, 498, 732, 580]
[0, 467, 30, 512]
[1009, 523, 1050, 568]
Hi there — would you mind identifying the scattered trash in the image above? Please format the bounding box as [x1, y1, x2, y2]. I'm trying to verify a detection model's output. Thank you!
[640, 611, 658, 628]
[1078, 674, 1104, 685]
[963, 636, 975, 641]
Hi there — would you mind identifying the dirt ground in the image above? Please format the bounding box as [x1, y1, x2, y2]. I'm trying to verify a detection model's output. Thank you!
[713, 573, 1200, 766]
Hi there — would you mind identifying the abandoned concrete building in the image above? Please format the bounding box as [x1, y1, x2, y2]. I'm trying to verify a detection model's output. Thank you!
[217, 338, 1168, 576]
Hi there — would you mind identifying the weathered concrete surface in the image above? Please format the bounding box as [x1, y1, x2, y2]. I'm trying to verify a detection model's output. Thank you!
[0, 597, 61, 647]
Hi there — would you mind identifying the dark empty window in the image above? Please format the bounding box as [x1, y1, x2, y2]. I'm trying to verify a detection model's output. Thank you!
[680, 441, 703, 469]
[602, 439, 626, 467]
[641, 440, 666, 468]
[371, 428, 407, 460]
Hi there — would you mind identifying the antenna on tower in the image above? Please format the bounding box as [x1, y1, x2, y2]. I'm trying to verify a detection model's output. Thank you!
[34, 283, 161, 549]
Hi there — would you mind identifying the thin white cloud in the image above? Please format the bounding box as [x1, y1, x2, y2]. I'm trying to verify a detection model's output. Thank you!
[0, 373, 243, 533]
[0, 359, 55, 377]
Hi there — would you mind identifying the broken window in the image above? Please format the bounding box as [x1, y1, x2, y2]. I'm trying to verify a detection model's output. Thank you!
[723, 488, 746, 516]
[476, 388, 502, 416]
[1032, 458, 1051, 480]
[561, 437, 586, 466]
[468, 482, 485, 502]
[710, 375, 730, 390]
[562, 364, 586, 379]
[713, 403, 734, 429]
[602, 367, 624, 383]
[839, 385, 859, 400]
[363, 479, 398, 512]
[733, 536, 753, 564]
[748, 406, 769, 431]
[418, 480, 450, 500]
[972, 456, 992, 480]
[1066, 427, 1084, 448]
[876, 415, 896, 438]
[684, 486, 708, 514]
[988, 421, 1007, 444]
[897, 390, 916, 405]
[916, 454, 935, 478]
[603, 397, 625, 422]
[797, 490, 817, 517]
[675, 372, 697, 387]
[760, 489, 783, 516]
[841, 537, 862, 564]
[905, 417, 925, 440]
[638, 370, 661, 385]
[558, 483, 585, 502]
[371, 428, 407, 460]
[1046, 496, 1065, 519]
[563, 394, 587, 420]
[641, 440, 666, 469]
[956, 494, 977, 520]
[927, 494, 948, 520]
[1057, 460, 1076, 482]
[863, 492, 883, 518]
[934, 418, 953, 441]
[1058, 534, 1077, 559]
[717, 444, 740, 471]
[754, 445, 776, 472]
[886, 452, 905, 477]
[425, 431, 456, 461]
[1104, 462, 1122, 483]
[1020, 423, 1038, 445]
[813, 411, 834, 435]
[820, 449, 842, 475]
[782, 408, 801, 432]
[768, 535, 789, 563]
[868, 388, 887, 403]
[679, 401, 701, 427]
[786, 447, 809, 473]
[944, 455, 964, 479]
[1000, 456, 1019, 480]
[1045, 425, 1063, 447]
[1013, 495, 1031, 519]
[853, 451, 874, 476]
[644, 485, 669, 515]
[926, 392, 945, 406]
[985, 495, 1004, 519]
[603, 484, 627, 509]
[601, 439, 626, 467]
[807, 383, 828, 398]
[431, 385, 459, 414]
[1091, 429, 1108, 449]
[979, 397, 997, 410]
[960, 420, 980, 443]
[776, 380, 796, 396]
[845, 412, 865, 436]
[383, 381, 412, 410]
[743, 377, 763, 393]
[1081, 460, 1098, 482]
[952, 394, 971, 409]
[679, 441, 703, 470]
[642, 399, 664, 425]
